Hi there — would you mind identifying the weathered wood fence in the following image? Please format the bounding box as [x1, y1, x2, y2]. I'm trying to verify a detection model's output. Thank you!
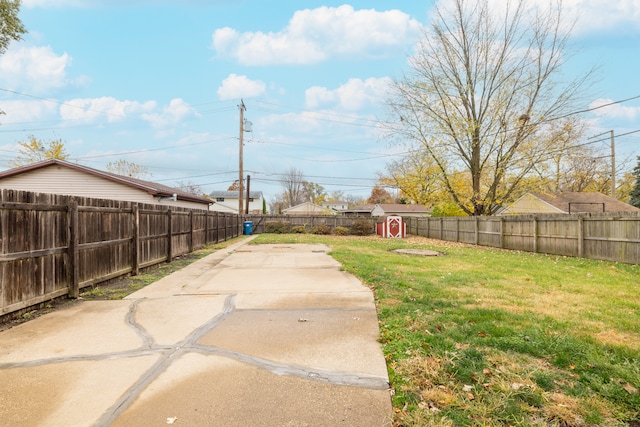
[405, 213, 640, 265]
[244, 214, 375, 234]
[1, 190, 240, 318]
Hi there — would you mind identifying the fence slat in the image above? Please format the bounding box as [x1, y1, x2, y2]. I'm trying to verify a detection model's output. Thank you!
[1, 190, 241, 319]
[405, 213, 640, 265]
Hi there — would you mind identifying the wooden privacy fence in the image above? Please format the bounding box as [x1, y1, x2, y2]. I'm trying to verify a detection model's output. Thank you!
[405, 213, 640, 265]
[244, 214, 375, 234]
[1, 190, 240, 318]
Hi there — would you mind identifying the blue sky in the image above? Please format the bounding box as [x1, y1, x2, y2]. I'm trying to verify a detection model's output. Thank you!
[1, 0, 639, 203]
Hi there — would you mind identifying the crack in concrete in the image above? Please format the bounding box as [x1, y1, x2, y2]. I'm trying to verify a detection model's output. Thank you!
[191, 344, 390, 390]
[2, 284, 389, 426]
[125, 299, 154, 348]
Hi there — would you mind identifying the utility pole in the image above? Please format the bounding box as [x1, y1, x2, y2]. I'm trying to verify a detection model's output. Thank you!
[588, 130, 616, 198]
[238, 100, 245, 215]
[610, 130, 616, 198]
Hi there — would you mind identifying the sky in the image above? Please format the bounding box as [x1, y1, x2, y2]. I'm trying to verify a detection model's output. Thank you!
[0, 0, 639, 205]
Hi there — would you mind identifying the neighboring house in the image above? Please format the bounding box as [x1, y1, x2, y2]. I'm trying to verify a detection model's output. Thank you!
[342, 203, 431, 217]
[500, 191, 640, 215]
[321, 201, 349, 212]
[0, 159, 213, 210]
[282, 201, 330, 215]
[209, 190, 264, 214]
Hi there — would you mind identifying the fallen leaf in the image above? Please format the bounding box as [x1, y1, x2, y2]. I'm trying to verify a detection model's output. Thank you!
[462, 384, 474, 392]
[167, 417, 178, 424]
[466, 392, 475, 400]
[622, 382, 638, 394]
[298, 318, 308, 322]
[511, 383, 524, 390]
[482, 368, 493, 376]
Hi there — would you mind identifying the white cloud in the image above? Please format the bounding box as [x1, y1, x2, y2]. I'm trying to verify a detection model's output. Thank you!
[0, 46, 79, 93]
[212, 5, 423, 65]
[59, 97, 156, 124]
[482, 0, 640, 36]
[305, 77, 392, 111]
[590, 98, 640, 121]
[548, 0, 640, 35]
[142, 98, 197, 128]
[0, 100, 58, 123]
[217, 74, 266, 100]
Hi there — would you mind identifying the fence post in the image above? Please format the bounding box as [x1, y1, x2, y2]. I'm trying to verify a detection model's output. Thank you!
[475, 216, 479, 245]
[189, 210, 194, 252]
[439, 217, 443, 240]
[217, 212, 222, 243]
[532, 216, 538, 253]
[132, 205, 139, 276]
[456, 217, 460, 242]
[577, 216, 584, 258]
[167, 209, 173, 263]
[499, 217, 504, 248]
[67, 200, 79, 298]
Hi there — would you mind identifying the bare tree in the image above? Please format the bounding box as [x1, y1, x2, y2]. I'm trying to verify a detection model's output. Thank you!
[280, 167, 306, 207]
[388, 0, 592, 215]
[177, 181, 204, 196]
[106, 159, 150, 179]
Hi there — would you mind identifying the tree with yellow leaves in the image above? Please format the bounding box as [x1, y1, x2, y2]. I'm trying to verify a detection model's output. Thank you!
[10, 135, 69, 167]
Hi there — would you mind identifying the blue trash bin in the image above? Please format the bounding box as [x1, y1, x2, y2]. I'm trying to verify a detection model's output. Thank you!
[243, 221, 253, 235]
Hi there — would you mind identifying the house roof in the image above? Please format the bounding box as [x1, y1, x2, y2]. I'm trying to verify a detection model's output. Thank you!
[282, 201, 326, 212]
[374, 204, 430, 213]
[0, 159, 212, 205]
[346, 203, 430, 214]
[209, 190, 263, 199]
[530, 191, 640, 213]
[343, 203, 376, 213]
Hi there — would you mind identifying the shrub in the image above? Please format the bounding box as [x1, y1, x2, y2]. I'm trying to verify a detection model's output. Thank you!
[332, 226, 349, 236]
[265, 221, 290, 234]
[349, 219, 374, 236]
[290, 225, 307, 234]
[310, 224, 331, 235]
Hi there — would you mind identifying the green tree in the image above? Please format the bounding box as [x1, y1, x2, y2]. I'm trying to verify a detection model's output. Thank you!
[302, 181, 326, 205]
[0, 0, 25, 54]
[629, 157, 640, 208]
[10, 135, 69, 167]
[1, 0, 26, 116]
[388, 0, 592, 215]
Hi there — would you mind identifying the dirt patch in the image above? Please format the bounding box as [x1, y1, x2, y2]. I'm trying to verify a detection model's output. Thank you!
[392, 248, 442, 257]
[0, 297, 77, 333]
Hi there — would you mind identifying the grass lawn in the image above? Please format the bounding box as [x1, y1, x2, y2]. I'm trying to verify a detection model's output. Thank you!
[252, 233, 640, 427]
